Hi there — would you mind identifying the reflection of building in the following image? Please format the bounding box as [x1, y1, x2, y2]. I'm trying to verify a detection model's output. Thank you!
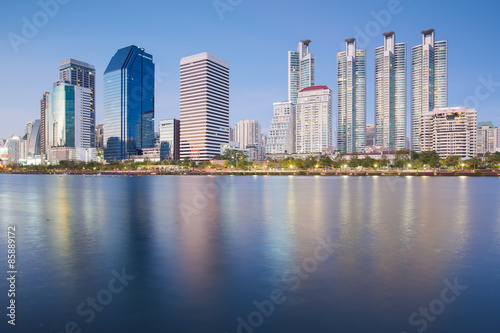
[296, 86, 333, 153]
[266, 102, 296, 155]
[421, 107, 476, 158]
[337, 38, 366, 153]
[95, 124, 104, 148]
[159, 119, 180, 160]
[477, 121, 498, 154]
[375, 32, 406, 151]
[411, 29, 448, 151]
[103, 45, 155, 161]
[180, 52, 229, 161]
[288, 40, 315, 104]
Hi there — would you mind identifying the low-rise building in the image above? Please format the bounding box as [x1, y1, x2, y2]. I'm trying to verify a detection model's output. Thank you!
[420, 107, 477, 158]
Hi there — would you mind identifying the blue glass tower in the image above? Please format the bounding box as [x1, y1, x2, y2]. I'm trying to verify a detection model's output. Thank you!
[103, 45, 155, 161]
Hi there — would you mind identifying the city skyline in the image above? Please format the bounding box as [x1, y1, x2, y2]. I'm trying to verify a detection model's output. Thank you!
[1, 0, 499, 141]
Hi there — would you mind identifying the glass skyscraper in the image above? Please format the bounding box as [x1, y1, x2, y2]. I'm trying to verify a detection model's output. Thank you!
[103, 45, 155, 161]
[337, 38, 366, 153]
[374, 32, 407, 151]
[411, 29, 448, 151]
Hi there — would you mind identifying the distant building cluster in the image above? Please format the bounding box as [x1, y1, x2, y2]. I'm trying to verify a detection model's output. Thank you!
[1, 29, 499, 166]
[263, 30, 498, 160]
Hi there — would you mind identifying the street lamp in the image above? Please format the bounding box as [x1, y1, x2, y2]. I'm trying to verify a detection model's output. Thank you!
[408, 164, 412, 170]
[374, 164, 377, 169]
[461, 163, 465, 171]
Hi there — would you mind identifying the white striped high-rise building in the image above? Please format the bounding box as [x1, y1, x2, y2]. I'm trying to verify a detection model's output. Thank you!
[337, 38, 366, 153]
[179, 52, 229, 161]
[411, 29, 448, 151]
[296, 86, 333, 153]
[375, 32, 407, 151]
[288, 40, 315, 104]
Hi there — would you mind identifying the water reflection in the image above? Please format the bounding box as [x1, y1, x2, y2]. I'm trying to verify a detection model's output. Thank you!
[0, 175, 498, 333]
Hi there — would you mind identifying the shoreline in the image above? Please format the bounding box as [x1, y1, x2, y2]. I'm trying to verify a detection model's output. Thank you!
[2, 170, 499, 177]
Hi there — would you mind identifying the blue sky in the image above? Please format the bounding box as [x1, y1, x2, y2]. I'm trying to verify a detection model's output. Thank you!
[1, 0, 499, 140]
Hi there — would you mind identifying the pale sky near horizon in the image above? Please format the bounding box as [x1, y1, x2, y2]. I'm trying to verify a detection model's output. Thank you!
[1, 0, 499, 140]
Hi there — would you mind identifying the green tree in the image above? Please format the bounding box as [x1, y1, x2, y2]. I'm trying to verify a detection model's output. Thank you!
[465, 157, 482, 170]
[361, 156, 375, 169]
[319, 155, 333, 168]
[444, 155, 462, 168]
[348, 153, 360, 168]
[378, 155, 390, 167]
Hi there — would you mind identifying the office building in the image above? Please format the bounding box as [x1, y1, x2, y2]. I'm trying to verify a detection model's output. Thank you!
[337, 38, 366, 153]
[421, 107, 476, 158]
[46, 81, 94, 163]
[477, 121, 498, 154]
[40, 92, 49, 158]
[296, 86, 333, 153]
[411, 29, 448, 151]
[103, 45, 155, 161]
[266, 102, 296, 155]
[288, 40, 315, 104]
[375, 32, 407, 150]
[159, 119, 180, 160]
[59, 59, 96, 146]
[179, 52, 229, 160]
[95, 124, 104, 148]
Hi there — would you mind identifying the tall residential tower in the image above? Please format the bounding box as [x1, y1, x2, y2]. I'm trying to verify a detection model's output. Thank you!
[288, 40, 315, 104]
[296, 86, 333, 153]
[411, 29, 448, 151]
[374, 32, 407, 151]
[337, 38, 366, 153]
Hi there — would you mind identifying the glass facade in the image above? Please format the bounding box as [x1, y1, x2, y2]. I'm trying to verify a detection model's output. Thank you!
[103, 46, 155, 161]
[159, 119, 180, 160]
[48, 85, 75, 148]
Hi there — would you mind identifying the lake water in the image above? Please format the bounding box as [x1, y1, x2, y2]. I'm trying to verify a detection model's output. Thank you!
[0, 174, 499, 333]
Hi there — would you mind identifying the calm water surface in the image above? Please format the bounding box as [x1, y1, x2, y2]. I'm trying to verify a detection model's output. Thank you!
[0, 175, 499, 333]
